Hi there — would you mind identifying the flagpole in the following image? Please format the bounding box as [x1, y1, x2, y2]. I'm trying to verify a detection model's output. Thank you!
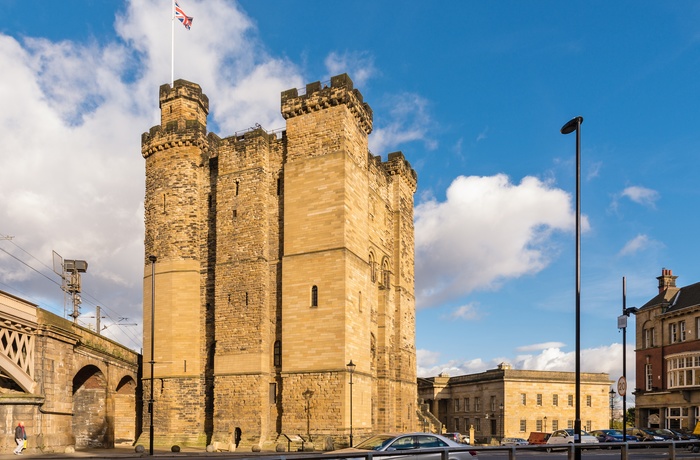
[171, 0, 175, 86]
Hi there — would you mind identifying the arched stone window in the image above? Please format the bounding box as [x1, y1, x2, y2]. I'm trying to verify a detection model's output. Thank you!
[380, 258, 390, 290]
[369, 252, 377, 283]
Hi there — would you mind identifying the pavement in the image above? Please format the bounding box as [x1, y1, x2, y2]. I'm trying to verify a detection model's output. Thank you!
[0, 446, 323, 460]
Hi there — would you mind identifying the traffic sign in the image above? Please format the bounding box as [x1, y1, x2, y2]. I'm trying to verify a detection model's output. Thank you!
[617, 376, 627, 396]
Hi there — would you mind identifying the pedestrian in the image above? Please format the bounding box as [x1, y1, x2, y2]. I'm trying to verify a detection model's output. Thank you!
[13, 422, 25, 455]
[234, 427, 241, 448]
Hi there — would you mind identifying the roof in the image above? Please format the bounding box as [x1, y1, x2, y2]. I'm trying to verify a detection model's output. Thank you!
[640, 281, 700, 313]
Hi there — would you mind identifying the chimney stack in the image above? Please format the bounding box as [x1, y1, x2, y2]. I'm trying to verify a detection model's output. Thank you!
[657, 268, 678, 294]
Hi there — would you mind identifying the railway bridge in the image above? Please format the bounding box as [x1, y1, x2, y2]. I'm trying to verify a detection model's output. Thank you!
[0, 290, 141, 453]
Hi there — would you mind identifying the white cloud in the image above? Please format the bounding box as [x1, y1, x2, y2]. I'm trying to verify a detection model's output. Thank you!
[618, 234, 662, 256]
[324, 51, 377, 88]
[449, 303, 482, 321]
[415, 174, 585, 309]
[621, 185, 659, 208]
[417, 349, 442, 368]
[586, 161, 602, 181]
[369, 92, 437, 154]
[516, 342, 566, 352]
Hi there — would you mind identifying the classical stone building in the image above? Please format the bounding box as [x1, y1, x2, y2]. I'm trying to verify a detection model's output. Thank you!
[141, 74, 418, 449]
[418, 364, 612, 443]
[634, 268, 700, 430]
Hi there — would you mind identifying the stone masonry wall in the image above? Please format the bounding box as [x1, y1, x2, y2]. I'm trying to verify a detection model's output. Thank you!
[142, 74, 417, 447]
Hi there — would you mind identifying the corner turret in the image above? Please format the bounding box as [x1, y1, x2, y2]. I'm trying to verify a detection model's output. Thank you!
[159, 79, 209, 130]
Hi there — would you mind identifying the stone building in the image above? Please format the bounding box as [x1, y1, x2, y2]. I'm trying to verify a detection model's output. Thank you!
[140, 74, 418, 448]
[634, 268, 700, 430]
[418, 364, 612, 443]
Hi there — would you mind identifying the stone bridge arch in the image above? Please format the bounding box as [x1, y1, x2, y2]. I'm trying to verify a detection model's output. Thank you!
[73, 365, 109, 447]
[114, 375, 138, 444]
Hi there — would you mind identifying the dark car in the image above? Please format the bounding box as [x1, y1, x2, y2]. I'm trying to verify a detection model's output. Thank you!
[590, 429, 638, 445]
[645, 428, 678, 440]
[629, 427, 665, 442]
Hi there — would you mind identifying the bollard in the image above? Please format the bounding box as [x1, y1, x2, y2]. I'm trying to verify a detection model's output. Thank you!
[669, 440, 676, 460]
[621, 443, 628, 460]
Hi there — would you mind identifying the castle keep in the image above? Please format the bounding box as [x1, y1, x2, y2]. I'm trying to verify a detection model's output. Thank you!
[141, 74, 418, 448]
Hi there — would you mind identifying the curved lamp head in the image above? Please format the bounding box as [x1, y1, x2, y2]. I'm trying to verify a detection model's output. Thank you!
[346, 360, 356, 374]
[560, 116, 584, 135]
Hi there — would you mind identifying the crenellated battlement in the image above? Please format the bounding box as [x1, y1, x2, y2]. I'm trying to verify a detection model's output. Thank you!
[141, 124, 210, 159]
[280, 73, 373, 135]
[383, 151, 418, 191]
[159, 79, 209, 130]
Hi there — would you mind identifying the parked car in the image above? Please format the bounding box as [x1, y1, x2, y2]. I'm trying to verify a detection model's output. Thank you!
[667, 429, 694, 440]
[646, 428, 681, 440]
[501, 437, 528, 446]
[527, 431, 551, 445]
[444, 432, 469, 444]
[629, 427, 664, 442]
[545, 429, 599, 451]
[590, 429, 638, 447]
[329, 433, 477, 460]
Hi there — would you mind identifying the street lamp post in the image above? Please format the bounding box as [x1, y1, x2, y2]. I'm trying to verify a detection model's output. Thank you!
[347, 360, 356, 447]
[544, 416, 547, 433]
[609, 388, 616, 429]
[618, 277, 638, 440]
[303, 389, 314, 442]
[561, 116, 583, 460]
[500, 403, 504, 441]
[148, 255, 157, 456]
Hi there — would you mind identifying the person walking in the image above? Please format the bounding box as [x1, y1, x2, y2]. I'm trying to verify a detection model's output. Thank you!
[234, 427, 241, 449]
[13, 422, 25, 455]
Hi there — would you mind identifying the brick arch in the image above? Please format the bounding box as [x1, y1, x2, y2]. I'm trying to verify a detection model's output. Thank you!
[72, 365, 110, 448]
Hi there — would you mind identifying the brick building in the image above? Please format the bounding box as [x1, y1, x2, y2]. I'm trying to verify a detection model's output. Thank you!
[140, 74, 417, 449]
[634, 269, 700, 430]
[418, 363, 612, 443]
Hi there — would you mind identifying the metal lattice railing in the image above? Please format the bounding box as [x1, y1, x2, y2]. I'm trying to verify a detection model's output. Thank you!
[0, 326, 35, 379]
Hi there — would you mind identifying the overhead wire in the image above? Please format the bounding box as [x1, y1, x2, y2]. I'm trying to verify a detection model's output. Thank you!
[0, 236, 142, 351]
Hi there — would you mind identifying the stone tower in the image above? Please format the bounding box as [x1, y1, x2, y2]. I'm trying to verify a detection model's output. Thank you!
[141, 74, 417, 448]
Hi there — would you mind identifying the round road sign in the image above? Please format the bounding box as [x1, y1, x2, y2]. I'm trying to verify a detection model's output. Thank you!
[617, 376, 627, 396]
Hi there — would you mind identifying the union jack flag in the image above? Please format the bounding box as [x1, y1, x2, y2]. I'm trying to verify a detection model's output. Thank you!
[175, 2, 193, 30]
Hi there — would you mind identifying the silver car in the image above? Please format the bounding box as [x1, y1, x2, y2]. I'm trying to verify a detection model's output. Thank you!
[545, 429, 599, 452]
[501, 437, 528, 446]
[330, 433, 477, 459]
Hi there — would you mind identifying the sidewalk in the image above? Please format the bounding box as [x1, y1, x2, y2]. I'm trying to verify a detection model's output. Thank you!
[0, 446, 323, 460]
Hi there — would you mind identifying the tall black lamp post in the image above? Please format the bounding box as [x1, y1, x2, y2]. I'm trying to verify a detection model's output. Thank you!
[347, 360, 356, 447]
[561, 116, 583, 460]
[148, 255, 157, 456]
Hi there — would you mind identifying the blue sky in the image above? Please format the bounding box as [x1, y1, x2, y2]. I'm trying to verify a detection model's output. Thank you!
[2, 1, 700, 403]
